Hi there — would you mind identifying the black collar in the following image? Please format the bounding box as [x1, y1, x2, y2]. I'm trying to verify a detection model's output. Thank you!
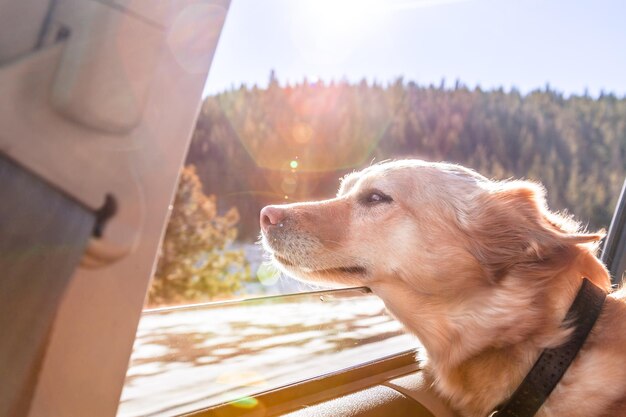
[490, 278, 607, 417]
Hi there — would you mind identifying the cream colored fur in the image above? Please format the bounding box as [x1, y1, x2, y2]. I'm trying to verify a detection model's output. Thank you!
[260, 160, 626, 417]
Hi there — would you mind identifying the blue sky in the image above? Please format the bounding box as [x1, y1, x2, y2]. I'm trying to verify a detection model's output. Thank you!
[203, 0, 626, 97]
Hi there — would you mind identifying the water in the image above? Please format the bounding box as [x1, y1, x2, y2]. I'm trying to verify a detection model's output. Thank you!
[117, 288, 418, 417]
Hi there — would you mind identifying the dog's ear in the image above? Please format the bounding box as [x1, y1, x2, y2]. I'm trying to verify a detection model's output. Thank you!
[463, 181, 602, 282]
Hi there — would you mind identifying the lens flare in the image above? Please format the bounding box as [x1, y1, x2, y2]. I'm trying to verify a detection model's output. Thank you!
[232, 396, 258, 409]
[293, 122, 313, 143]
[257, 263, 280, 286]
[281, 176, 298, 194]
[216, 85, 389, 173]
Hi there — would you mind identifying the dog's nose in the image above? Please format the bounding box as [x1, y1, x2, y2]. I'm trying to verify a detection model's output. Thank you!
[260, 205, 286, 232]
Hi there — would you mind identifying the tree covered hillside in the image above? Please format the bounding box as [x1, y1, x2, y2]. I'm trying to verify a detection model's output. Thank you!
[187, 79, 626, 240]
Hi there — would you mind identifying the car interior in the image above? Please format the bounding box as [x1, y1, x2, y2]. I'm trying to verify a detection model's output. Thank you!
[1, 1, 625, 417]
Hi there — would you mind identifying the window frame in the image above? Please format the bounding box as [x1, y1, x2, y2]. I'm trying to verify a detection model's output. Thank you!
[601, 179, 626, 285]
[187, 349, 420, 417]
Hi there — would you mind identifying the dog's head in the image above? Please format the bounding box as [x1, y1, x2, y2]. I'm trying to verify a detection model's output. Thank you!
[261, 159, 612, 416]
[260, 160, 604, 296]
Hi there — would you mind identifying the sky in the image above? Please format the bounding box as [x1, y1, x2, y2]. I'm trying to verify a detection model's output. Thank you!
[203, 0, 626, 97]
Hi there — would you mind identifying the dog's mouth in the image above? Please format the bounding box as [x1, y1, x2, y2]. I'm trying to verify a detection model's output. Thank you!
[274, 254, 367, 275]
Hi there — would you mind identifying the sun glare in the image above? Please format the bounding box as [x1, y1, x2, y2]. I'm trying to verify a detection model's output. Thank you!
[288, 0, 388, 68]
[303, 0, 380, 36]
[286, 0, 472, 75]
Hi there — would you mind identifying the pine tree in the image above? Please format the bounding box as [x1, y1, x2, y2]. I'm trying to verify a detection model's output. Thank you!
[186, 78, 626, 239]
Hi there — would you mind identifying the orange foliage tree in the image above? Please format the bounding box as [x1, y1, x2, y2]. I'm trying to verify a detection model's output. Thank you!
[148, 165, 250, 306]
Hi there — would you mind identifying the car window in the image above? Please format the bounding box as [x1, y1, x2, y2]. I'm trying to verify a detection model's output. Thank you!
[117, 288, 416, 416]
[119, 0, 626, 415]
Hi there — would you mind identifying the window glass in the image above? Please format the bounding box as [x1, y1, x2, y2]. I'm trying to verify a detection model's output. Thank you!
[117, 288, 416, 416]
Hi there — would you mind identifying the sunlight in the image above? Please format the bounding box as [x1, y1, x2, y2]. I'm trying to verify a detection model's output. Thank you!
[387, 0, 472, 10]
[285, 0, 476, 74]
[302, 0, 380, 38]
[295, 0, 472, 37]
[288, 0, 388, 68]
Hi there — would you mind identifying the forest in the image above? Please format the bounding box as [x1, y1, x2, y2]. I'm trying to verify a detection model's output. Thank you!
[187, 77, 626, 240]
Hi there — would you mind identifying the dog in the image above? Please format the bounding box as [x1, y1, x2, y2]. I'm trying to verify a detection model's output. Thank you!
[260, 160, 626, 417]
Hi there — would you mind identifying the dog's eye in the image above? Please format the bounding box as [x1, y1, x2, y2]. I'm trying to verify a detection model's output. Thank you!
[361, 191, 393, 205]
